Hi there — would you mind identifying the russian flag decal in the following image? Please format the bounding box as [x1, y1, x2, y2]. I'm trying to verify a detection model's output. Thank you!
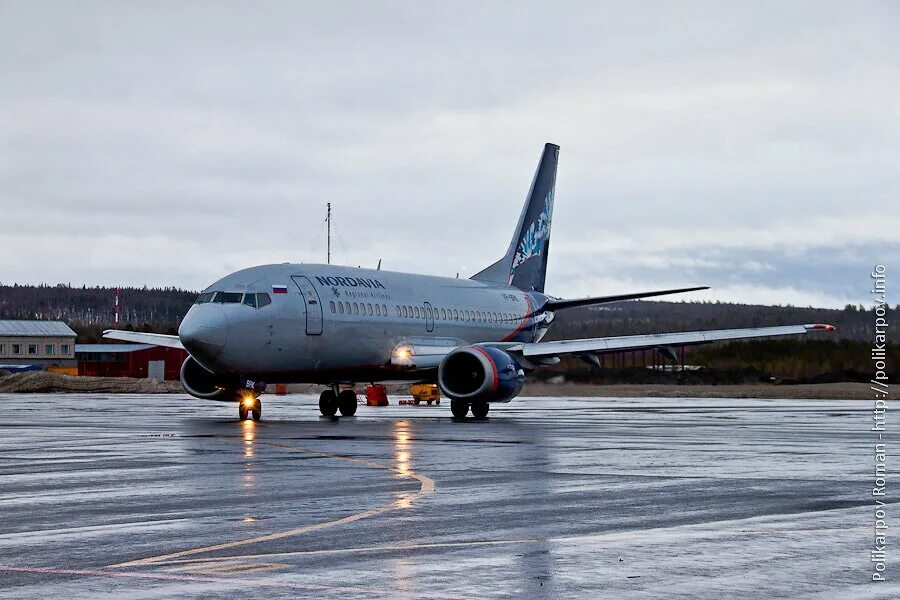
[272, 285, 288, 294]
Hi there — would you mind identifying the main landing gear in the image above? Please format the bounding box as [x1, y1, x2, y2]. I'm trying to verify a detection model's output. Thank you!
[450, 400, 490, 419]
[319, 387, 358, 417]
[238, 395, 262, 422]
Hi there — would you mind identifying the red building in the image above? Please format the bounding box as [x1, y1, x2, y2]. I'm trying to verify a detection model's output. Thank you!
[75, 344, 188, 381]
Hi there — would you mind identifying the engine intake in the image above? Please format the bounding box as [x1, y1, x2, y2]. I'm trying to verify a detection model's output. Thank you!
[437, 346, 524, 403]
[180, 356, 239, 402]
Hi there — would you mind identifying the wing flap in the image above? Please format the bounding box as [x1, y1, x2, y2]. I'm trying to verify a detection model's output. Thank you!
[103, 330, 184, 349]
[512, 324, 833, 358]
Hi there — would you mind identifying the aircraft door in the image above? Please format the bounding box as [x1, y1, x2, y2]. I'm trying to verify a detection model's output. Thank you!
[424, 301, 434, 332]
[291, 276, 323, 335]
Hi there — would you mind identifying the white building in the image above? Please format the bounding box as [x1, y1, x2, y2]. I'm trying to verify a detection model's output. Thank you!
[0, 320, 77, 369]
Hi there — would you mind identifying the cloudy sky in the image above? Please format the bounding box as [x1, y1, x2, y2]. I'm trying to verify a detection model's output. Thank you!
[1, 1, 897, 307]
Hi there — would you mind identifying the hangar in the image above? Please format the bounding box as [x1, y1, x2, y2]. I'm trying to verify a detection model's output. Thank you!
[75, 343, 188, 380]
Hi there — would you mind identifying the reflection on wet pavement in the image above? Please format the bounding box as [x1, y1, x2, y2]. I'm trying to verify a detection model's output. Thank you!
[0, 394, 894, 598]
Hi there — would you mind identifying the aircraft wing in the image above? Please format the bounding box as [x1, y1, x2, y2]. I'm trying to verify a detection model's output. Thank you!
[103, 329, 184, 349]
[506, 323, 835, 359]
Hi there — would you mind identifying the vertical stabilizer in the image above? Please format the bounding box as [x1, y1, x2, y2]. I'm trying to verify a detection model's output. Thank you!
[471, 143, 558, 292]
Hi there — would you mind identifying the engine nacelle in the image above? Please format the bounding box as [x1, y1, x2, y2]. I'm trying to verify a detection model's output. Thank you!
[180, 356, 240, 402]
[437, 346, 525, 403]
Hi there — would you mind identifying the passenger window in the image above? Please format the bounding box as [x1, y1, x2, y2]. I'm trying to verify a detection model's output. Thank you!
[367, 303, 373, 315]
[402, 306, 408, 318]
[339, 302, 345, 314]
[195, 292, 214, 304]
[242, 293, 258, 308]
[382, 304, 387, 315]
[256, 293, 271, 307]
[344, 302, 351, 314]
[408, 305, 413, 317]
[440, 308, 446, 320]
[353, 303, 359, 315]
[329, 301, 336, 313]
[375, 304, 381, 316]
[454, 309, 459, 320]
[414, 306, 420, 318]
[396, 305, 401, 316]
[426, 307, 432, 318]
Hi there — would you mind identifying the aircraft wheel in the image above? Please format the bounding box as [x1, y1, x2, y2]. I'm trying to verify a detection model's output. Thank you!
[338, 390, 358, 416]
[471, 402, 490, 419]
[319, 390, 338, 417]
[251, 399, 262, 422]
[450, 399, 469, 418]
[238, 404, 249, 421]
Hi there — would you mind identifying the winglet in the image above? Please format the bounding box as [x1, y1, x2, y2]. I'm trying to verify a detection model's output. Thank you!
[804, 323, 836, 332]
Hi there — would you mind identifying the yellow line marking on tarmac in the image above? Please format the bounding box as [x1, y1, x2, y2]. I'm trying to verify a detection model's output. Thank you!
[153, 538, 545, 566]
[107, 439, 435, 569]
[147, 525, 869, 568]
[168, 560, 293, 575]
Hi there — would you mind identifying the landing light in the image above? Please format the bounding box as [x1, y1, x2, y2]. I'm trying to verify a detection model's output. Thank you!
[242, 395, 255, 407]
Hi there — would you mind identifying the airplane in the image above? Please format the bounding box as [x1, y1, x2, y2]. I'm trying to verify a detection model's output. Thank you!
[104, 143, 834, 421]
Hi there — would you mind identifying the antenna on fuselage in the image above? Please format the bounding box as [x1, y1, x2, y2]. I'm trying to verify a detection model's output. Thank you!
[326, 202, 331, 265]
[377, 259, 382, 270]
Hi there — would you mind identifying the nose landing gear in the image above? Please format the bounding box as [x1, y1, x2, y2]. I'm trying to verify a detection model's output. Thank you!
[238, 394, 262, 422]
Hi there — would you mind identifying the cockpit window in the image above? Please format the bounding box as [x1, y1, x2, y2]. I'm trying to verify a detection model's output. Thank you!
[213, 292, 243, 303]
[242, 293, 257, 308]
[256, 293, 272, 307]
[195, 292, 214, 304]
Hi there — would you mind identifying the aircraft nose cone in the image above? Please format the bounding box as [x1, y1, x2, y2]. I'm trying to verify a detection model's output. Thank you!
[179, 306, 228, 363]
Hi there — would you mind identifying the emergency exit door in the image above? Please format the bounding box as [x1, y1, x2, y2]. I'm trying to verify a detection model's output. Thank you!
[291, 276, 323, 335]
[424, 301, 434, 332]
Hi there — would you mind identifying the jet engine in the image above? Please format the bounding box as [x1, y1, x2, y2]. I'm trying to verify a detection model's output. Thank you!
[180, 356, 240, 402]
[437, 346, 525, 403]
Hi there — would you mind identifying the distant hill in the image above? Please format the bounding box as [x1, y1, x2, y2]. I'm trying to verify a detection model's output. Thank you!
[547, 300, 895, 342]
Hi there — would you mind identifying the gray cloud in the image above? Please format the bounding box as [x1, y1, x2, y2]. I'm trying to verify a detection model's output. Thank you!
[1, 1, 898, 307]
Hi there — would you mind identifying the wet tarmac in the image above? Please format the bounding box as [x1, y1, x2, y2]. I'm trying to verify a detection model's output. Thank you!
[0, 394, 895, 599]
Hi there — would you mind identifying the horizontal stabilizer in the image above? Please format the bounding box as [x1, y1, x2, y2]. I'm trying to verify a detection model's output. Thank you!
[103, 330, 184, 349]
[544, 286, 709, 311]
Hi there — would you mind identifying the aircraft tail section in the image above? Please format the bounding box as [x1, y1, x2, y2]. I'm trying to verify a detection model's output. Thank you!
[471, 143, 559, 293]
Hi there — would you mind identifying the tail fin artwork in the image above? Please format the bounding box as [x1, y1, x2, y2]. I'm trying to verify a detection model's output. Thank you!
[471, 143, 559, 292]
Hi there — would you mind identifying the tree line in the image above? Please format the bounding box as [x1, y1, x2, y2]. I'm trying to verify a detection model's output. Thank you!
[0, 284, 894, 379]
